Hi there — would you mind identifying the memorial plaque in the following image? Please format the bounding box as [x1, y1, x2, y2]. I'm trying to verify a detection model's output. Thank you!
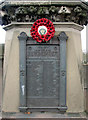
[26, 44, 60, 108]
[18, 32, 67, 112]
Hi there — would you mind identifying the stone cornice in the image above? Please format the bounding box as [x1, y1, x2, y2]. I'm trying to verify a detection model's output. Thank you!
[0, 1, 88, 8]
[3, 22, 83, 31]
[1, 1, 88, 10]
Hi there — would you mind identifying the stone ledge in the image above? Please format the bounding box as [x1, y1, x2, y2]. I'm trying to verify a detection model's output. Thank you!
[1, 112, 88, 119]
[3, 22, 83, 31]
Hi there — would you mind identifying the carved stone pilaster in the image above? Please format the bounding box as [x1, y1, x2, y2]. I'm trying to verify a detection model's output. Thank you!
[58, 32, 68, 111]
[18, 32, 28, 112]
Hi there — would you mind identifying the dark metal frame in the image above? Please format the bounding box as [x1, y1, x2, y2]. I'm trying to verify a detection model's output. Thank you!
[18, 31, 68, 112]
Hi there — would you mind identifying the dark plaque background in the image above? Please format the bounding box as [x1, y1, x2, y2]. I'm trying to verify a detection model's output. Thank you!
[26, 41, 60, 108]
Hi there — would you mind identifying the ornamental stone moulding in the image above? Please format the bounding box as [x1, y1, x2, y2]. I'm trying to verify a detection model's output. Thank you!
[0, 1, 88, 26]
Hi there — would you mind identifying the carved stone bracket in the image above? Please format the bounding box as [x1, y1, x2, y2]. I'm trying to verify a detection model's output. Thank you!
[0, 5, 88, 26]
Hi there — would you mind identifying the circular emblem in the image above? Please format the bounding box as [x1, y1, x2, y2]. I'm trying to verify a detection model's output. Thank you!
[30, 18, 55, 43]
[38, 26, 47, 35]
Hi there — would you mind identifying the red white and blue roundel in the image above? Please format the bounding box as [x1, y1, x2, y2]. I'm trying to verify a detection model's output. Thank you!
[30, 18, 55, 43]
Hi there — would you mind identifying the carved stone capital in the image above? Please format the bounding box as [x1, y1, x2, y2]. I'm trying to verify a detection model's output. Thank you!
[18, 32, 28, 41]
[58, 32, 68, 41]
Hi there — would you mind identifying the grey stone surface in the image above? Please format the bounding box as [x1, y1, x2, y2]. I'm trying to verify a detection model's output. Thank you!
[2, 0, 88, 6]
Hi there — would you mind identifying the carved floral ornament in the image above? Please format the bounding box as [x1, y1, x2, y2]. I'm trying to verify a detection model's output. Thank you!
[0, 5, 88, 26]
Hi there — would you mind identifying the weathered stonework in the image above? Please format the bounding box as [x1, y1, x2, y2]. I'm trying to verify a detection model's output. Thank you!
[0, 1, 88, 26]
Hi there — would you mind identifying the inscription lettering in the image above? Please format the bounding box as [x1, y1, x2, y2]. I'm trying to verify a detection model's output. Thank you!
[26, 45, 60, 107]
[26, 46, 59, 58]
